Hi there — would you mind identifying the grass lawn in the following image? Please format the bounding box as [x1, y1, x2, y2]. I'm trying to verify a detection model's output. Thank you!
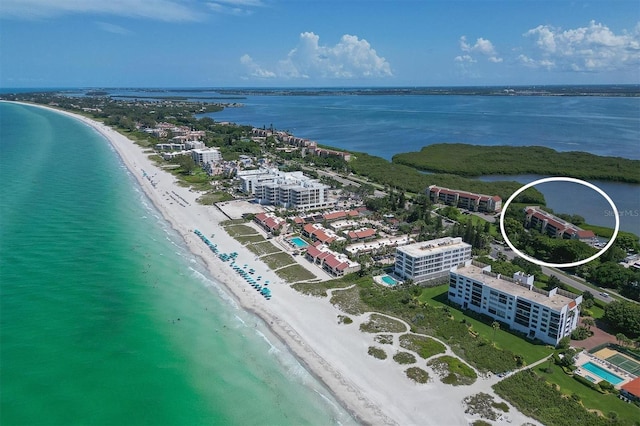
[538, 366, 639, 422]
[419, 285, 553, 365]
[589, 304, 605, 319]
[447, 210, 499, 237]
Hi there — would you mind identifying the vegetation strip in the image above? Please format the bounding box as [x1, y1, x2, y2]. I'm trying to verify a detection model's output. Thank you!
[393, 143, 640, 183]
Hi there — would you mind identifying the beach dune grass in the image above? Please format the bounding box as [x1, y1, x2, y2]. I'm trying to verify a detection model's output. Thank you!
[236, 235, 266, 245]
[225, 224, 259, 237]
[428, 355, 478, 386]
[246, 241, 282, 257]
[368, 346, 388, 360]
[275, 264, 316, 283]
[330, 285, 370, 316]
[359, 314, 407, 333]
[197, 191, 234, 205]
[291, 281, 354, 298]
[261, 252, 296, 270]
[405, 367, 430, 384]
[399, 334, 446, 359]
[393, 351, 417, 365]
[493, 369, 639, 426]
[375, 334, 394, 345]
[535, 365, 639, 422]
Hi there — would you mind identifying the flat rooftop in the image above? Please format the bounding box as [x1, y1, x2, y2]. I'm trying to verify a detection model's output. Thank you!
[397, 237, 471, 258]
[454, 263, 576, 310]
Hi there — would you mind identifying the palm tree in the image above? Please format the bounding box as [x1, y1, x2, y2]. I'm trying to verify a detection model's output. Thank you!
[582, 317, 595, 332]
[492, 321, 501, 342]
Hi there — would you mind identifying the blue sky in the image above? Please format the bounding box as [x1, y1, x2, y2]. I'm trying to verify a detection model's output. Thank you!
[1, 0, 639, 87]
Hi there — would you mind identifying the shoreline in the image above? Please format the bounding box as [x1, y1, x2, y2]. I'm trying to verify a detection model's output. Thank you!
[12, 101, 543, 426]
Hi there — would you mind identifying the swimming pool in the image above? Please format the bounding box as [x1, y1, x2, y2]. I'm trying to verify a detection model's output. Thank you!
[381, 275, 398, 286]
[289, 237, 309, 248]
[581, 361, 624, 385]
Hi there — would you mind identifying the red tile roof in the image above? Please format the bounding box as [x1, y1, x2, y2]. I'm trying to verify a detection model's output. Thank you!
[324, 255, 343, 268]
[348, 228, 376, 240]
[336, 262, 349, 271]
[317, 251, 331, 260]
[577, 230, 596, 239]
[622, 377, 640, 397]
[323, 211, 346, 221]
[306, 245, 322, 258]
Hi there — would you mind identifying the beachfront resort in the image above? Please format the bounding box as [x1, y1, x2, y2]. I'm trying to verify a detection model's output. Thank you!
[7, 94, 638, 426]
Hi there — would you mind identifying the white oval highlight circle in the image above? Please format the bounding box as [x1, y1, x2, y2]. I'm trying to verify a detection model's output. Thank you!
[499, 177, 620, 268]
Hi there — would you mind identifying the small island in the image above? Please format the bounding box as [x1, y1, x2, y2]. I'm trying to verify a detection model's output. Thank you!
[392, 143, 640, 184]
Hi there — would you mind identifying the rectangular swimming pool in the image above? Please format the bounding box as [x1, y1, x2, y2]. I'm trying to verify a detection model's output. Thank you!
[289, 237, 309, 248]
[581, 361, 624, 385]
[381, 275, 398, 286]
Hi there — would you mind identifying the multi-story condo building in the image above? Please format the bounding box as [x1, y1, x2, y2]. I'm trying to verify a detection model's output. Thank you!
[394, 237, 472, 283]
[524, 206, 595, 240]
[428, 185, 502, 213]
[238, 168, 334, 211]
[191, 148, 221, 166]
[449, 260, 582, 346]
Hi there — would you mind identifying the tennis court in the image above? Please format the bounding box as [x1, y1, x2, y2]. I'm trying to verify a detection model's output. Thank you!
[595, 347, 640, 376]
[606, 353, 640, 376]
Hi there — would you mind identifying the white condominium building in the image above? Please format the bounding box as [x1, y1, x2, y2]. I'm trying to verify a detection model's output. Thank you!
[449, 260, 582, 346]
[394, 237, 472, 283]
[191, 148, 221, 165]
[238, 168, 334, 211]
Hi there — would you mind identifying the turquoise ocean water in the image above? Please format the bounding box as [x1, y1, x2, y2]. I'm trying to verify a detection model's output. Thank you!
[0, 103, 354, 425]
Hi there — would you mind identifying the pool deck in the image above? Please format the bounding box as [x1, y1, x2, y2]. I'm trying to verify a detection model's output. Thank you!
[574, 351, 636, 388]
[373, 274, 403, 287]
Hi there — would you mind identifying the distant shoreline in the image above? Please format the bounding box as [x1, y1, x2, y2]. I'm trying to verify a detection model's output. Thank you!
[393, 143, 640, 184]
[3, 84, 639, 97]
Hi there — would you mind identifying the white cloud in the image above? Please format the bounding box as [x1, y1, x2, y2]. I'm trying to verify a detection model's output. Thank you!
[207, 0, 264, 16]
[213, 0, 264, 5]
[240, 54, 276, 78]
[96, 21, 132, 35]
[523, 20, 640, 71]
[241, 32, 392, 80]
[458, 36, 502, 63]
[0, 0, 202, 21]
[455, 55, 476, 63]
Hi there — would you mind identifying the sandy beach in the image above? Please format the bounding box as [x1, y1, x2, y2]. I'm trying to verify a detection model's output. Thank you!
[27, 103, 542, 426]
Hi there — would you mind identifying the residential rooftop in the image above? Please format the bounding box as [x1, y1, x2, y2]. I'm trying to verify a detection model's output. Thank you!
[453, 262, 578, 310]
[397, 237, 470, 258]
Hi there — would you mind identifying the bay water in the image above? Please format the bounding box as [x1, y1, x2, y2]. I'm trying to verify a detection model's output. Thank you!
[0, 102, 354, 425]
[206, 93, 639, 235]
